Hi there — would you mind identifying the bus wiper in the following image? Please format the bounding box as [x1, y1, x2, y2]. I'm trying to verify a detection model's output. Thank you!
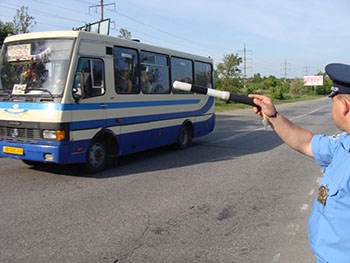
[25, 88, 54, 98]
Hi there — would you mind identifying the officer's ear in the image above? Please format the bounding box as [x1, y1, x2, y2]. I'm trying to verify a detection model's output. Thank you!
[340, 95, 350, 117]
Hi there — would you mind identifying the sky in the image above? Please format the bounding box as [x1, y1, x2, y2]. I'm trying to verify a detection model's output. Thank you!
[1, 0, 350, 78]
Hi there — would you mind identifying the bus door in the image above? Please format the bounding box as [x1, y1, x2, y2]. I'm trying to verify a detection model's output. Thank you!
[71, 57, 107, 137]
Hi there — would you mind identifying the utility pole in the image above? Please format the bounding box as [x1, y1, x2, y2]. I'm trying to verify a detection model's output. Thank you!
[238, 43, 252, 89]
[89, 0, 116, 21]
[281, 59, 290, 82]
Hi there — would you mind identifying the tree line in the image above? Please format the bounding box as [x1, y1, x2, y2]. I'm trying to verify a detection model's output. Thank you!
[215, 53, 332, 100]
[0, 6, 332, 100]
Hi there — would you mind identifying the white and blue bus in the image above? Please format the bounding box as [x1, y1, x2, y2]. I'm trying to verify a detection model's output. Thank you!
[0, 30, 215, 172]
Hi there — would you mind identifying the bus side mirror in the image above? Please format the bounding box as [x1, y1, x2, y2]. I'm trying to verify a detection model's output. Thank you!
[72, 72, 83, 102]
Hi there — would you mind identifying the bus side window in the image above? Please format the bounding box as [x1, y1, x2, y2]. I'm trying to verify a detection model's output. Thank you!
[171, 57, 193, 94]
[91, 59, 105, 96]
[140, 51, 170, 94]
[73, 58, 105, 100]
[194, 61, 213, 89]
[113, 47, 139, 94]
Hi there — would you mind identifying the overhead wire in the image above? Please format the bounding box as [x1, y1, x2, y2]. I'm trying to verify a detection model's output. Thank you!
[110, 8, 235, 56]
[0, 0, 238, 68]
[1, 0, 230, 59]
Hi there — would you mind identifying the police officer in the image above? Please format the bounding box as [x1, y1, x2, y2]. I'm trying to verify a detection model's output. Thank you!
[249, 63, 350, 263]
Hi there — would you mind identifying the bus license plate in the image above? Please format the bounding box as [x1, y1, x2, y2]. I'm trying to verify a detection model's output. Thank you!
[3, 146, 24, 155]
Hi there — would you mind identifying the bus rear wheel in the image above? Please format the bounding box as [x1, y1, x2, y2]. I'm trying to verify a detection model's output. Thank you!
[177, 123, 192, 149]
[83, 138, 108, 173]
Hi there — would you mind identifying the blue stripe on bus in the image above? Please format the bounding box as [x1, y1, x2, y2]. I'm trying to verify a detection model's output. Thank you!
[0, 99, 201, 111]
[1, 98, 214, 131]
[69, 97, 214, 130]
[0, 97, 214, 130]
[68, 99, 201, 110]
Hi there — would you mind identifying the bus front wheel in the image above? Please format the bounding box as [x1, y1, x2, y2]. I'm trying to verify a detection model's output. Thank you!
[83, 138, 108, 173]
[177, 123, 192, 149]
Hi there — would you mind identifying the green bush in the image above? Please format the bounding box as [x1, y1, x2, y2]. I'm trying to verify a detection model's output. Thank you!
[270, 87, 284, 100]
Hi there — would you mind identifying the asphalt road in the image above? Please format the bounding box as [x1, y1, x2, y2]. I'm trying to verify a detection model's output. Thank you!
[0, 97, 337, 263]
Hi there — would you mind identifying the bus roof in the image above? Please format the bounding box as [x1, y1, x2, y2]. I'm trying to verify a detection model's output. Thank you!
[4, 30, 213, 63]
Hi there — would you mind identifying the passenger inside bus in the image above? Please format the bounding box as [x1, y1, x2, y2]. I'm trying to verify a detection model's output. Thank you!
[116, 67, 132, 93]
[141, 70, 153, 94]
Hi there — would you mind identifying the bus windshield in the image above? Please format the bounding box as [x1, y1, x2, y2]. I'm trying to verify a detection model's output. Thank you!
[0, 39, 74, 101]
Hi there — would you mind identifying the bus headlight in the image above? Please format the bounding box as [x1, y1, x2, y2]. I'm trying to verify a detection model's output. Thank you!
[43, 130, 66, 141]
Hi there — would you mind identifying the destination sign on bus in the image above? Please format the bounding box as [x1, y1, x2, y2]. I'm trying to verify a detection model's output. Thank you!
[7, 44, 31, 61]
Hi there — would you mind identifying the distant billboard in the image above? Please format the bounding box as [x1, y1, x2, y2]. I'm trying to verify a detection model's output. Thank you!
[304, 76, 323, 86]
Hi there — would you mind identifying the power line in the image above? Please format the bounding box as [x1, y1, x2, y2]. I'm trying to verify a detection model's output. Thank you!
[0, 1, 92, 25]
[0, 1, 234, 66]
[112, 10, 205, 49]
[105, 5, 235, 56]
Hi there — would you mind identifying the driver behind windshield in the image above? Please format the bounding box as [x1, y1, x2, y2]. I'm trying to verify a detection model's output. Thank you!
[20, 62, 47, 87]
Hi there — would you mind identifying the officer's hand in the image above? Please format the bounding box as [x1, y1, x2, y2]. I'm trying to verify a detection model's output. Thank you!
[248, 94, 277, 118]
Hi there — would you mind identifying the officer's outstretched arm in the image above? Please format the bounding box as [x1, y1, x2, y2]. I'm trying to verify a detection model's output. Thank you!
[249, 94, 314, 157]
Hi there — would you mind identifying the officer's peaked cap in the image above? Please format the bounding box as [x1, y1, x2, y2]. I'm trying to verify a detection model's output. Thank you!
[325, 63, 350, 98]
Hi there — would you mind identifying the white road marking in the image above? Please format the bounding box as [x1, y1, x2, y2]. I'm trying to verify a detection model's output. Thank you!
[272, 253, 281, 262]
[216, 105, 329, 143]
[284, 223, 299, 236]
[300, 204, 309, 212]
